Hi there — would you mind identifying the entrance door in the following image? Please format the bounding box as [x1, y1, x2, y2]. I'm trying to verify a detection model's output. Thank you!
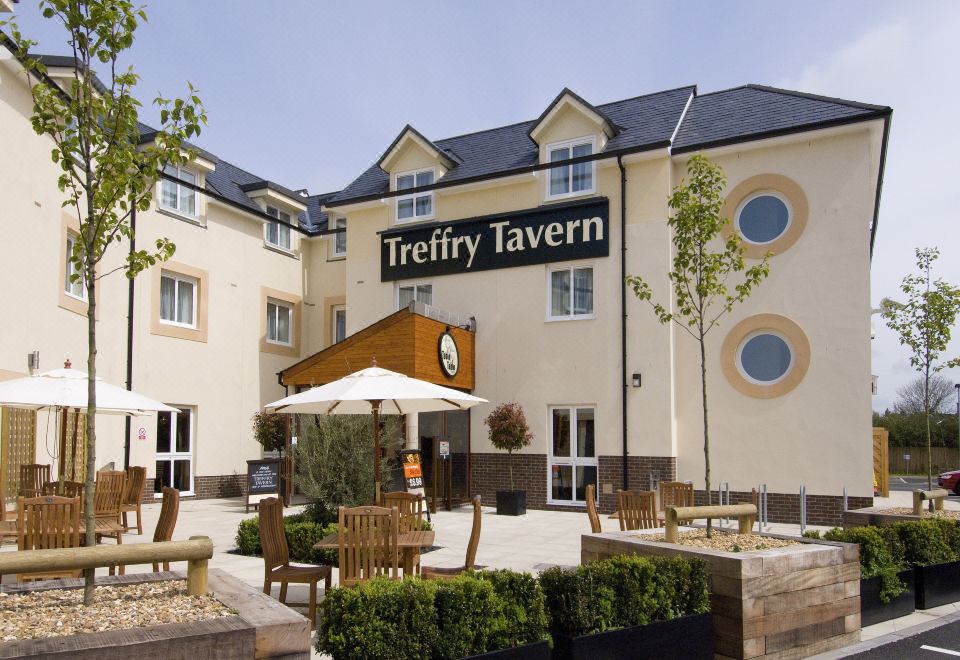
[548, 406, 597, 505]
[155, 406, 194, 495]
[419, 410, 470, 509]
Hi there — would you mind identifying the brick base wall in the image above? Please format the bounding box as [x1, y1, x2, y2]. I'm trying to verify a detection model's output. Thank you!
[596, 456, 676, 513]
[693, 489, 873, 526]
[143, 474, 245, 501]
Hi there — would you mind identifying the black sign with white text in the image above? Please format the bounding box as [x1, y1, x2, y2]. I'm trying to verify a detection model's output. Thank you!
[380, 198, 609, 281]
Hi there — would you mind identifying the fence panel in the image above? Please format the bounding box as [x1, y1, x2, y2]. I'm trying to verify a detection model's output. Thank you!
[888, 445, 960, 475]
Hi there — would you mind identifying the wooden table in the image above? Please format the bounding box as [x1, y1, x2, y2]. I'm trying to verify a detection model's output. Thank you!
[314, 530, 435, 575]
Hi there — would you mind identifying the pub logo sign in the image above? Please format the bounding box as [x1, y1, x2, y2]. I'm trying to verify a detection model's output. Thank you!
[381, 198, 609, 281]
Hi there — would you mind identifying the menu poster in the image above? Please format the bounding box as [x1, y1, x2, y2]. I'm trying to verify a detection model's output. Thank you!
[400, 449, 425, 497]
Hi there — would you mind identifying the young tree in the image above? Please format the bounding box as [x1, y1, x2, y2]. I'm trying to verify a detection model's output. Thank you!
[485, 403, 533, 492]
[3, 1, 206, 603]
[882, 247, 960, 490]
[625, 155, 770, 535]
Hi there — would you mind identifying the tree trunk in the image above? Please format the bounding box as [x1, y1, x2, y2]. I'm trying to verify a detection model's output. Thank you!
[508, 450, 514, 492]
[701, 334, 712, 537]
[83, 220, 97, 606]
[925, 364, 932, 492]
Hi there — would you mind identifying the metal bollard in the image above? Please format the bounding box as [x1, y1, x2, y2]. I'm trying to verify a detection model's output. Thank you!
[843, 486, 848, 513]
[800, 485, 807, 535]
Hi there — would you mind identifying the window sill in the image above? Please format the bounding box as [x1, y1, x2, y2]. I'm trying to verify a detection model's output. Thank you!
[546, 500, 588, 508]
[395, 215, 435, 226]
[266, 339, 294, 348]
[328, 253, 347, 261]
[264, 243, 298, 259]
[546, 314, 596, 323]
[544, 190, 596, 204]
[157, 207, 205, 227]
[159, 320, 199, 331]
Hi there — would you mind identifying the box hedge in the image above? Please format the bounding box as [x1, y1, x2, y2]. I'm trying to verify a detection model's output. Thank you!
[538, 554, 710, 638]
[318, 571, 548, 660]
[234, 513, 338, 565]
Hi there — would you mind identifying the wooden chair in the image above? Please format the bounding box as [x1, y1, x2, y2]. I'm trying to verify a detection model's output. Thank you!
[94, 470, 125, 544]
[585, 484, 602, 533]
[659, 481, 694, 513]
[40, 481, 85, 499]
[618, 490, 659, 531]
[381, 491, 425, 575]
[18, 464, 51, 498]
[260, 497, 332, 629]
[16, 495, 82, 581]
[120, 466, 147, 534]
[338, 504, 399, 587]
[152, 487, 180, 571]
[422, 496, 482, 580]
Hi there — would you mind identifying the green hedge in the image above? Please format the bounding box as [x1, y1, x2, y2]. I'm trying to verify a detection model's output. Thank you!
[538, 555, 709, 638]
[234, 513, 338, 565]
[318, 571, 548, 660]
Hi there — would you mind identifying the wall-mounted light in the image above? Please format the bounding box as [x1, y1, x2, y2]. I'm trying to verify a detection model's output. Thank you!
[631, 372, 641, 388]
[27, 350, 39, 375]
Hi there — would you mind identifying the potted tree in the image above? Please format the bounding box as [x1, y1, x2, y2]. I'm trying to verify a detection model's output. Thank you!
[252, 411, 289, 503]
[485, 403, 532, 516]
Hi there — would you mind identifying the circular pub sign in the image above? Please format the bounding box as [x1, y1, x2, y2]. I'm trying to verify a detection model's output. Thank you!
[438, 331, 459, 378]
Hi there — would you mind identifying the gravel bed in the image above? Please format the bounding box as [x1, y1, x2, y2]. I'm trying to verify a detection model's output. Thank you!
[878, 507, 960, 520]
[644, 529, 802, 552]
[0, 580, 232, 642]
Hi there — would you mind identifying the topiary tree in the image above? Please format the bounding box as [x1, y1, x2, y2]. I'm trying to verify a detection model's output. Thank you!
[485, 403, 533, 492]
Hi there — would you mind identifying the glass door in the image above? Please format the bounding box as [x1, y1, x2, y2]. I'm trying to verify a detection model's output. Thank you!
[155, 406, 194, 495]
[548, 406, 597, 505]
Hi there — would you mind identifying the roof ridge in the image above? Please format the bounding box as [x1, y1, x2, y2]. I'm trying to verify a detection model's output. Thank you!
[595, 84, 698, 110]
[745, 84, 891, 112]
[689, 84, 752, 99]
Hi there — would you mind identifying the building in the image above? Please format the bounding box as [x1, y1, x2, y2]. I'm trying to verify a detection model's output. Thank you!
[0, 20, 891, 524]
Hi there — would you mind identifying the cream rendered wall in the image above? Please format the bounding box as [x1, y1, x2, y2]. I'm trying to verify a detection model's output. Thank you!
[301, 232, 347, 354]
[670, 126, 879, 498]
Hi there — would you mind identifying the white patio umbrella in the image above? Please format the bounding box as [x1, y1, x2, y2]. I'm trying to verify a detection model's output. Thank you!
[0, 361, 177, 480]
[264, 360, 487, 499]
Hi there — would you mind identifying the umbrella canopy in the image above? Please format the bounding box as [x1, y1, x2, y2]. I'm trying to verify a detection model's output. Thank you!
[264, 365, 487, 415]
[0, 366, 178, 415]
[264, 363, 487, 500]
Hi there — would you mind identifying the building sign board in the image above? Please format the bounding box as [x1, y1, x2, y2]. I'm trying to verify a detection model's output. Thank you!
[438, 332, 459, 378]
[380, 198, 609, 281]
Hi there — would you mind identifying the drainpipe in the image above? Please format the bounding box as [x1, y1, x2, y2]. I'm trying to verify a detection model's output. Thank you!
[123, 203, 136, 469]
[618, 155, 628, 491]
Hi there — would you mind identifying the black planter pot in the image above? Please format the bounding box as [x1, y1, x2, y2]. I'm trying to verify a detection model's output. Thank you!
[496, 490, 526, 516]
[860, 569, 915, 626]
[461, 639, 550, 659]
[551, 612, 712, 660]
[915, 560, 960, 610]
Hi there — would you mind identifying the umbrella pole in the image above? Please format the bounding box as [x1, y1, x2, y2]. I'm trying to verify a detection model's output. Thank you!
[58, 407, 68, 484]
[372, 400, 382, 503]
[70, 408, 79, 482]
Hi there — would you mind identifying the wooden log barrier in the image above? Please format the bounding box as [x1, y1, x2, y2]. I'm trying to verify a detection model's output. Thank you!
[0, 536, 213, 595]
[913, 488, 949, 516]
[664, 503, 758, 543]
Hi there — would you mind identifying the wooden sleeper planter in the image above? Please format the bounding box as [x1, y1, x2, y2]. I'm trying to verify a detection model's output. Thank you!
[462, 639, 551, 659]
[550, 612, 712, 660]
[914, 560, 960, 610]
[859, 569, 915, 627]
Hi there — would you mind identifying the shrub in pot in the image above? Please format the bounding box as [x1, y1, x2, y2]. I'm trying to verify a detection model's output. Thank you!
[485, 403, 533, 515]
[539, 554, 711, 660]
[893, 518, 960, 609]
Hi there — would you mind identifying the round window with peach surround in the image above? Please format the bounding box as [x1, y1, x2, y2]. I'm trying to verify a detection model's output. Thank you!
[721, 314, 810, 398]
[721, 174, 808, 259]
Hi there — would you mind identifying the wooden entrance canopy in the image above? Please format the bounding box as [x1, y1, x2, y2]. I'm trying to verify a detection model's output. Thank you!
[280, 307, 475, 391]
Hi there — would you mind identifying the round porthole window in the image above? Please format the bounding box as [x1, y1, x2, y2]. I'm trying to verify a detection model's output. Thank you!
[736, 332, 793, 384]
[736, 193, 791, 245]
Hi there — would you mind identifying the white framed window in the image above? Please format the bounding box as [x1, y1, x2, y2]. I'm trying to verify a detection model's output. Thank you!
[397, 282, 433, 309]
[159, 271, 197, 328]
[64, 233, 87, 301]
[735, 191, 792, 245]
[155, 406, 194, 496]
[548, 406, 597, 505]
[332, 305, 346, 344]
[332, 216, 347, 256]
[265, 206, 292, 251]
[160, 165, 198, 217]
[267, 298, 293, 346]
[547, 265, 594, 321]
[736, 331, 794, 385]
[546, 137, 595, 200]
[395, 168, 435, 223]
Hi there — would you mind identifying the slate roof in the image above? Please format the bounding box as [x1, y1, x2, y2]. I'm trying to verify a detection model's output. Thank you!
[327, 84, 890, 207]
[300, 191, 340, 233]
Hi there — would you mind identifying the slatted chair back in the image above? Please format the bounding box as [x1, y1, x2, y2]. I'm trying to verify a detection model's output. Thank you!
[618, 490, 659, 531]
[40, 481, 85, 499]
[464, 496, 482, 569]
[338, 505, 399, 587]
[18, 464, 51, 498]
[259, 497, 290, 578]
[381, 491, 424, 533]
[585, 484, 602, 533]
[94, 470, 126, 519]
[151, 487, 180, 572]
[122, 466, 146, 507]
[17, 495, 82, 580]
[660, 481, 694, 511]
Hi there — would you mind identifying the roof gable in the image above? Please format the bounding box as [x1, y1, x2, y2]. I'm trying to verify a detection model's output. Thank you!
[528, 88, 619, 143]
[378, 124, 457, 173]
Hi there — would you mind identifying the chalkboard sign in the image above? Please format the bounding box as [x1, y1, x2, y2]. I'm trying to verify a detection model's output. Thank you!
[246, 459, 281, 512]
[400, 449, 425, 497]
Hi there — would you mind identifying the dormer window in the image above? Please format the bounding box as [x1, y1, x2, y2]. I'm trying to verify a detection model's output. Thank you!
[160, 165, 198, 217]
[265, 206, 292, 251]
[547, 137, 595, 200]
[396, 168, 434, 223]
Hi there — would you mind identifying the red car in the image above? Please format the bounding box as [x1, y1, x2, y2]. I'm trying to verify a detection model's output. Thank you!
[937, 469, 960, 495]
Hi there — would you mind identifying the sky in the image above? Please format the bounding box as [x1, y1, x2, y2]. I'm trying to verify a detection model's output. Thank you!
[7, 1, 960, 414]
